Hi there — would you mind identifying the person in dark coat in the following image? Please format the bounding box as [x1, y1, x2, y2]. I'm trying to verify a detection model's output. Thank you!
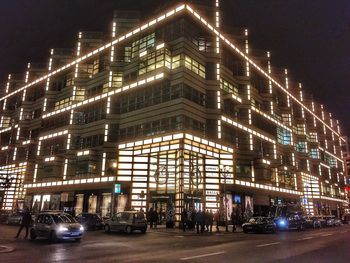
[15, 208, 32, 239]
[181, 209, 187, 232]
[230, 210, 237, 232]
[195, 210, 202, 234]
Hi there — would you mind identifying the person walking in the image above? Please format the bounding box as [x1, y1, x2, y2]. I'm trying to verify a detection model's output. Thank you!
[230, 210, 237, 232]
[15, 208, 32, 239]
[181, 209, 187, 232]
[209, 210, 214, 233]
[214, 210, 220, 232]
[195, 210, 201, 234]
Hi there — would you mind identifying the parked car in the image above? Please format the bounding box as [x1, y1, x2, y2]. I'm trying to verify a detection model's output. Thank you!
[76, 213, 103, 230]
[6, 212, 23, 225]
[325, 216, 336, 227]
[104, 211, 147, 234]
[334, 218, 342, 226]
[304, 216, 322, 229]
[275, 212, 306, 231]
[342, 214, 350, 225]
[271, 204, 306, 231]
[242, 217, 277, 234]
[30, 211, 84, 242]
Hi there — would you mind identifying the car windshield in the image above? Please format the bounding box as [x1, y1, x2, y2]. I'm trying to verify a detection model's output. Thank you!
[52, 214, 76, 224]
[135, 212, 145, 220]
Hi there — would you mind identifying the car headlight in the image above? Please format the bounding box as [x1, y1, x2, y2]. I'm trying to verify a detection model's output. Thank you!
[278, 219, 286, 227]
[80, 225, 84, 231]
[58, 225, 69, 232]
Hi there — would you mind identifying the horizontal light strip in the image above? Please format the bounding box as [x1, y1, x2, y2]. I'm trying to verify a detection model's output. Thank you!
[24, 176, 116, 189]
[42, 73, 164, 119]
[39, 129, 68, 141]
[221, 115, 275, 144]
[185, 4, 343, 140]
[319, 146, 343, 163]
[251, 106, 291, 131]
[0, 4, 185, 102]
[235, 179, 301, 195]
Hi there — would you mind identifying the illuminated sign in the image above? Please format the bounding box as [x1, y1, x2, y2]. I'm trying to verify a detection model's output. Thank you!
[114, 183, 121, 194]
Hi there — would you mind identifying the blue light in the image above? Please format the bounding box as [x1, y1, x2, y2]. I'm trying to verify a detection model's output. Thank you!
[278, 219, 286, 226]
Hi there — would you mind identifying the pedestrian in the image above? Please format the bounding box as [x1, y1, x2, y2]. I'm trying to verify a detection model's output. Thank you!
[195, 210, 201, 234]
[209, 210, 214, 233]
[200, 210, 205, 233]
[152, 209, 158, 229]
[149, 208, 154, 229]
[231, 210, 236, 232]
[205, 210, 210, 232]
[214, 210, 220, 232]
[15, 208, 32, 239]
[181, 209, 187, 232]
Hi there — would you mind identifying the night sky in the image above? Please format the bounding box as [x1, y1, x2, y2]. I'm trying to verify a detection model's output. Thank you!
[0, 0, 349, 134]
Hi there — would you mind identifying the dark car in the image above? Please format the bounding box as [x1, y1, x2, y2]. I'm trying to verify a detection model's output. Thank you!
[242, 217, 277, 234]
[304, 216, 321, 229]
[76, 213, 103, 230]
[276, 212, 306, 231]
[104, 211, 147, 234]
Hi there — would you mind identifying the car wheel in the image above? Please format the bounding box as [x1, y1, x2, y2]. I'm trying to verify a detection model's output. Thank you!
[125, 226, 132, 234]
[30, 229, 37, 240]
[243, 229, 248, 233]
[75, 238, 81, 242]
[104, 225, 110, 233]
[50, 231, 58, 243]
[141, 227, 147, 234]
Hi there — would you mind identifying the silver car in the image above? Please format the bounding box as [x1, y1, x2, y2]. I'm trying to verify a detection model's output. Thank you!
[104, 211, 147, 234]
[6, 212, 23, 225]
[30, 212, 84, 242]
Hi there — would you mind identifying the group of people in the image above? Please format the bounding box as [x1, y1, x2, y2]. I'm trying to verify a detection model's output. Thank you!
[180, 209, 239, 234]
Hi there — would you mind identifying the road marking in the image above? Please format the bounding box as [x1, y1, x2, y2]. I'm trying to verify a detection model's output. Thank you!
[321, 233, 333, 237]
[256, 242, 280, 248]
[180, 251, 225, 261]
[340, 230, 349, 234]
[175, 235, 185, 238]
[298, 237, 313, 241]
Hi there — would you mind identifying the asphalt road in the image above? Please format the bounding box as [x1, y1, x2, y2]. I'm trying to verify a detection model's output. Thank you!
[0, 224, 349, 263]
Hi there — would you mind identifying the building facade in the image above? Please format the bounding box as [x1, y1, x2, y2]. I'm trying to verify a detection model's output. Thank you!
[0, 0, 348, 220]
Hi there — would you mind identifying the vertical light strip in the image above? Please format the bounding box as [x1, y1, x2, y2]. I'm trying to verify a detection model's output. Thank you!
[215, 1, 221, 141]
[63, 159, 69, 180]
[251, 160, 255, 182]
[33, 164, 38, 183]
[285, 69, 290, 107]
[267, 52, 272, 94]
[217, 120, 222, 139]
[101, 152, 107, 176]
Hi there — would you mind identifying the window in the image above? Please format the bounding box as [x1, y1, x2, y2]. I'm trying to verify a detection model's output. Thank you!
[184, 56, 205, 78]
[139, 49, 171, 75]
[308, 132, 318, 143]
[294, 124, 306, 135]
[295, 141, 307, 153]
[112, 72, 123, 88]
[309, 148, 320, 159]
[54, 98, 71, 111]
[220, 79, 239, 96]
[131, 33, 155, 58]
[277, 128, 292, 145]
[172, 55, 181, 69]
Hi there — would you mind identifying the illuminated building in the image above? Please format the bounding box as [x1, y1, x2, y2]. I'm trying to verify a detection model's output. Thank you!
[0, 0, 347, 219]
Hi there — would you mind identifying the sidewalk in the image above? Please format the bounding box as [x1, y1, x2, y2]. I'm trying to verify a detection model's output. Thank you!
[148, 224, 243, 235]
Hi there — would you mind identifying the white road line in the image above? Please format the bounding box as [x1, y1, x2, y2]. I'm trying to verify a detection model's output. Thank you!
[321, 233, 333, 237]
[180, 251, 225, 261]
[298, 237, 313, 241]
[175, 235, 185, 238]
[256, 242, 280, 248]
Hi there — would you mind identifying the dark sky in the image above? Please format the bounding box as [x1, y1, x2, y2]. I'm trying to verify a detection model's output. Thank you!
[0, 0, 349, 134]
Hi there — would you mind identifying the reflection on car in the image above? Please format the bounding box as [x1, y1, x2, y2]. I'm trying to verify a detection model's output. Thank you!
[30, 211, 84, 242]
[242, 217, 276, 234]
[104, 211, 147, 234]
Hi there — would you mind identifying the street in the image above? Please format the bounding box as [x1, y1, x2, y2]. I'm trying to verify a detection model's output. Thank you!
[0, 224, 350, 263]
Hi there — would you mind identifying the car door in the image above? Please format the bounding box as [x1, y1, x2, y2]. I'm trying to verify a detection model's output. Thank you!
[110, 213, 121, 231]
[35, 215, 45, 236]
[42, 214, 54, 238]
